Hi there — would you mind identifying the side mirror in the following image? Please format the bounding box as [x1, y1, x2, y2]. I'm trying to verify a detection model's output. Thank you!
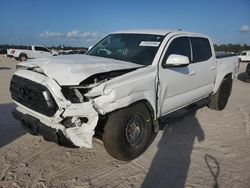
[165, 54, 190, 67]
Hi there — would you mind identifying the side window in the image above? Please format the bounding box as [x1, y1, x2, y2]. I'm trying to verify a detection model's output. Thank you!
[41, 47, 50, 52]
[190, 37, 212, 63]
[34, 46, 40, 51]
[34, 46, 50, 52]
[241, 52, 246, 56]
[34, 47, 44, 51]
[163, 37, 191, 63]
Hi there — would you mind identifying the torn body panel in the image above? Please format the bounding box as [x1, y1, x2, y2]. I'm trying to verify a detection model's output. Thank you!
[12, 64, 158, 149]
[85, 66, 158, 118]
[12, 69, 99, 148]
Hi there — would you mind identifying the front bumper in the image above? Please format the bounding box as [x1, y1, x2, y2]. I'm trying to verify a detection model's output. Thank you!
[11, 69, 99, 148]
[12, 109, 74, 147]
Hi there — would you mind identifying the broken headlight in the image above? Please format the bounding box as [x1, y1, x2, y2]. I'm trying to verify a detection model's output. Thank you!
[61, 87, 90, 103]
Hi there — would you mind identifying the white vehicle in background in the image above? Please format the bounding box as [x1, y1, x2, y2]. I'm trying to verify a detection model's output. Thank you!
[7, 45, 58, 61]
[238, 50, 250, 62]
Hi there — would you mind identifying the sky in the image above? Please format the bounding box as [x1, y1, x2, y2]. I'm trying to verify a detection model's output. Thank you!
[0, 0, 249, 47]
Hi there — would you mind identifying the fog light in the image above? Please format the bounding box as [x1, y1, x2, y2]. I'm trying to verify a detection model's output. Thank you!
[61, 117, 89, 128]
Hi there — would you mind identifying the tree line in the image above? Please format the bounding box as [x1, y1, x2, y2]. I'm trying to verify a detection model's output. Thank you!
[214, 44, 250, 54]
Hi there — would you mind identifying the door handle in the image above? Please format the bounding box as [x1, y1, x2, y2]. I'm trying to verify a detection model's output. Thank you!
[189, 70, 195, 76]
[210, 66, 216, 70]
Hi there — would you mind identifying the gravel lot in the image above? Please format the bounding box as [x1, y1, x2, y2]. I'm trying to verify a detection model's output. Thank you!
[0, 55, 250, 188]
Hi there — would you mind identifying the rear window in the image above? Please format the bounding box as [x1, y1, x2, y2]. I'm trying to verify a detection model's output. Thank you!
[191, 37, 212, 63]
[35, 46, 42, 51]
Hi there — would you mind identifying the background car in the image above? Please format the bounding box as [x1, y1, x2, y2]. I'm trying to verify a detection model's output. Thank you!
[238, 50, 250, 62]
[7, 45, 58, 61]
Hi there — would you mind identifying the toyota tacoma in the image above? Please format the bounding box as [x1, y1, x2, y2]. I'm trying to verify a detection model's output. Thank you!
[10, 30, 239, 160]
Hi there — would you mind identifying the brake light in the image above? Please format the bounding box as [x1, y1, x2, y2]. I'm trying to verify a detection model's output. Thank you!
[11, 49, 15, 54]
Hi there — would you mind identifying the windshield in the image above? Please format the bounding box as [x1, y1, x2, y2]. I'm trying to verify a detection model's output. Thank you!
[87, 34, 164, 65]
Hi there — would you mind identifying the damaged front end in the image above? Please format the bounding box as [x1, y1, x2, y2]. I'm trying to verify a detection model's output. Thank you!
[10, 67, 138, 148]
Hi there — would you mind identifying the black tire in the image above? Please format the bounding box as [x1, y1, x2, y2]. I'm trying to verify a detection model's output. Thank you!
[208, 77, 232, 111]
[102, 103, 153, 161]
[246, 63, 250, 76]
[19, 54, 27, 61]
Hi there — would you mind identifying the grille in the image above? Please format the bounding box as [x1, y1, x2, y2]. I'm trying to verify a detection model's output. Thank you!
[10, 75, 58, 117]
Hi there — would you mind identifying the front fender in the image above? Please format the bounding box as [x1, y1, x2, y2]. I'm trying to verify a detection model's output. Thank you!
[89, 66, 158, 118]
[93, 90, 156, 117]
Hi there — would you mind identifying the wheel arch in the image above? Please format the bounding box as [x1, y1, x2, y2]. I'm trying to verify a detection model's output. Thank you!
[213, 72, 233, 94]
[137, 99, 159, 133]
[95, 99, 159, 135]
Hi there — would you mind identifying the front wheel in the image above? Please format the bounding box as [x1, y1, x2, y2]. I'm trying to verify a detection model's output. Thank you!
[102, 103, 153, 161]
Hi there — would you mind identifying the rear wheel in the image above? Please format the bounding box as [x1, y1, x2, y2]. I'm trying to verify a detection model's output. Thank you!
[208, 77, 232, 111]
[19, 54, 27, 61]
[246, 63, 250, 76]
[102, 103, 153, 161]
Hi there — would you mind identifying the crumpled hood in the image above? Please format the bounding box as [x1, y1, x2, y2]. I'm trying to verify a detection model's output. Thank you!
[19, 55, 142, 85]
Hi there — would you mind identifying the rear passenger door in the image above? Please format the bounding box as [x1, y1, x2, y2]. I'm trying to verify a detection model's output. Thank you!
[188, 37, 216, 99]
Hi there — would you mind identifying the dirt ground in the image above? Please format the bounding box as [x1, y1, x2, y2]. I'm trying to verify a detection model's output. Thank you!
[0, 55, 250, 188]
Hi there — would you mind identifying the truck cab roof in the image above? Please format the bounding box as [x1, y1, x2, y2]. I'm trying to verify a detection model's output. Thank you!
[112, 29, 209, 38]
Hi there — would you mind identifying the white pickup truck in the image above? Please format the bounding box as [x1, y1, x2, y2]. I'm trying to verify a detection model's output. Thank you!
[7, 45, 57, 61]
[10, 30, 239, 160]
[238, 50, 250, 62]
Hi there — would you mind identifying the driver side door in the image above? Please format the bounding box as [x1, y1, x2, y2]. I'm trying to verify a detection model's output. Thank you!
[158, 36, 196, 116]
